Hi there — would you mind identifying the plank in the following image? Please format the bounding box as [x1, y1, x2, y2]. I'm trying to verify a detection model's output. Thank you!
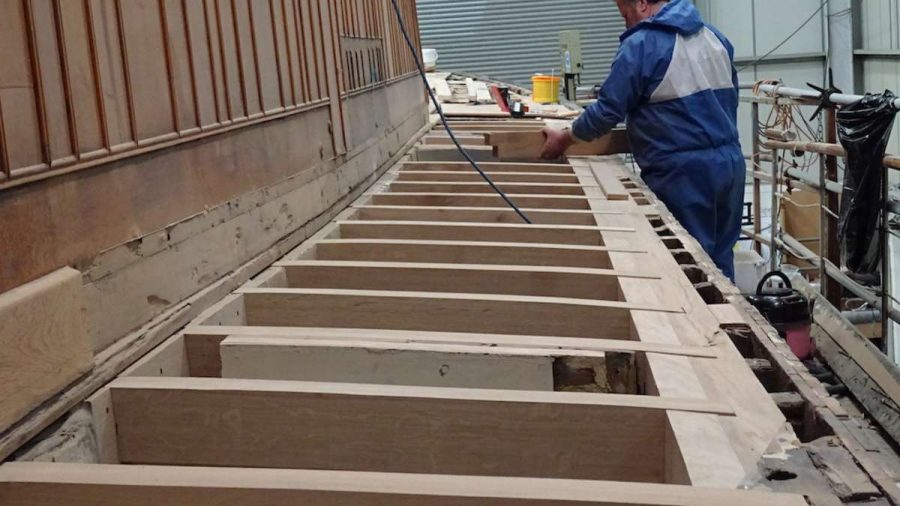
[366, 192, 593, 209]
[188, 326, 718, 359]
[183, 324, 717, 380]
[220, 337, 558, 390]
[400, 161, 575, 173]
[487, 129, 631, 161]
[590, 160, 632, 201]
[237, 288, 680, 339]
[314, 239, 646, 269]
[107, 376, 730, 481]
[426, 74, 453, 102]
[350, 205, 602, 226]
[388, 181, 586, 196]
[580, 158, 789, 478]
[336, 220, 623, 245]
[0, 463, 808, 506]
[435, 124, 543, 132]
[274, 261, 652, 300]
[0, 268, 91, 433]
[393, 171, 580, 184]
[422, 135, 486, 147]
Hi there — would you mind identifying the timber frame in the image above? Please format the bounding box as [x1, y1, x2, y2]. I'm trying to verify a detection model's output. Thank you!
[3, 115, 887, 505]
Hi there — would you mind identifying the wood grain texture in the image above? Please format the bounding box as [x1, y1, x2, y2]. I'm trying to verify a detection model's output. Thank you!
[337, 220, 617, 245]
[0, 463, 808, 506]
[393, 171, 579, 184]
[314, 239, 640, 269]
[351, 205, 601, 225]
[367, 193, 593, 209]
[388, 181, 586, 196]
[0, 268, 91, 432]
[276, 260, 643, 300]
[107, 377, 731, 481]
[220, 337, 557, 390]
[487, 129, 630, 161]
[399, 161, 576, 173]
[238, 288, 681, 339]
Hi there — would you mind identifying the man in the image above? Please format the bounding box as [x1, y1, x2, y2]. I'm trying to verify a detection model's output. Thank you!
[541, 0, 745, 281]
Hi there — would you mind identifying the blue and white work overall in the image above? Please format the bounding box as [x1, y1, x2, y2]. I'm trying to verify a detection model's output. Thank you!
[572, 0, 746, 280]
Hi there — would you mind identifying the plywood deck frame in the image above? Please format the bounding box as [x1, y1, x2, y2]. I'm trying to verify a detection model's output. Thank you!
[0, 118, 802, 505]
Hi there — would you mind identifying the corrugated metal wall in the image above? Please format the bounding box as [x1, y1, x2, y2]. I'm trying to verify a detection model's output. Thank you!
[859, 0, 900, 153]
[416, 0, 623, 87]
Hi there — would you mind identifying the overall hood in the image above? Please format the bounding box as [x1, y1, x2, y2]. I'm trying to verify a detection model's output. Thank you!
[621, 0, 705, 41]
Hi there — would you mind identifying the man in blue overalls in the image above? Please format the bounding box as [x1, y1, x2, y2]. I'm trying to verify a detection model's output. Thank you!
[541, 0, 746, 281]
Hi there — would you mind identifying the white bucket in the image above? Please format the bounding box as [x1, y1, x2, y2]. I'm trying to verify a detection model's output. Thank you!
[422, 48, 438, 72]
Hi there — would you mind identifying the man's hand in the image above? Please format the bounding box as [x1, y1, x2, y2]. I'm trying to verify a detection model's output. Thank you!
[540, 127, 576, 160]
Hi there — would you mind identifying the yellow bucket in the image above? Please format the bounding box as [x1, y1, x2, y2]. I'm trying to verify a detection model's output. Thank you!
[532, 75, 561, 104]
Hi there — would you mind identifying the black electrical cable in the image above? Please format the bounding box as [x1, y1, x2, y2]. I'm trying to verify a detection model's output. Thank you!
[388, 0, 532, 224]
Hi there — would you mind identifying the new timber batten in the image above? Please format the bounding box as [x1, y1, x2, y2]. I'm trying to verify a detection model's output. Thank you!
[0, 115, 840, 505]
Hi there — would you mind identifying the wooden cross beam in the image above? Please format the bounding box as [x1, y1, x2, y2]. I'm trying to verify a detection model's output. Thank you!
[0, 463, 807, 506]
[105, 377, 731, 482]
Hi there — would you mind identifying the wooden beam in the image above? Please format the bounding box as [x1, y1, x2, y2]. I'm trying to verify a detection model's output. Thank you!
[106, 377, 730, 481]
[237, 288, 679, 339]
[590, 161, 632, 201]
[392, 171, 580, 184]
[422, 135, 487, 147]
[400, 161, 575, 174]
[487, 129, 630, 161]
[314, 239, 646, 269]
[366, 193, 592, 210]
[274, 261, 650, 300]
[350, 205, 602, 226]
[0, 268, 92, 433]
[187, 326, 718, 359]
[434, 124, 543, 132]
[336, 221, 627, 245]
[0, 463, 808, 506]
[388, 181, 586, 196]
[219, 337, 560, 390]
[182, 324, 718, 379]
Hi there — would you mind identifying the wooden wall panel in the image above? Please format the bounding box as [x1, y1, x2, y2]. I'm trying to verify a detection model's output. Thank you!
[89, 0, 134, 150]
[56, 0, 106, 154]
[0, 0, 44, 172]
[248, 0, 281, 114]
[120, 0, 177, 141]
[183, 0, 219, 128]
[161, 0, 199, 134]
[231, 0, 262, 117]
[28, 0, 72, 164]
[0, 0, 421, 182]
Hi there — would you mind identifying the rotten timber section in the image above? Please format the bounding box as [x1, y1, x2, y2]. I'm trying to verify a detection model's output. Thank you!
[0, 119, 802, 505]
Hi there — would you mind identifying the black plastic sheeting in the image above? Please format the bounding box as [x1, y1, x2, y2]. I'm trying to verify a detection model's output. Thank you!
[837, 90, 898, 277]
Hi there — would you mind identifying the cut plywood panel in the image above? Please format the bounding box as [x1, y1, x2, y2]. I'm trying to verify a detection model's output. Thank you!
[220, 337, 556, 390]
[0, 268, 91, 433]
[0, 463, 809, 506]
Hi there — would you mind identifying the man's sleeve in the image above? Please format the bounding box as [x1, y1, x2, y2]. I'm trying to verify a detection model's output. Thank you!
[571, 40, 646, 142]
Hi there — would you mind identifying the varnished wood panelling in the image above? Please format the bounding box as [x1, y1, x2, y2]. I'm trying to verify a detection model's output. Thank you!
[0, 0, 420, 184]
[0, 0, 44, 171]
